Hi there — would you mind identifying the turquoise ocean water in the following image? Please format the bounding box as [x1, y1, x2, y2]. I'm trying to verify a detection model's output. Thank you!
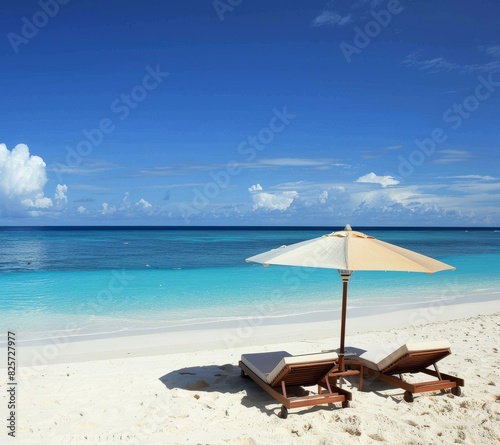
[0, 226, 499, 341]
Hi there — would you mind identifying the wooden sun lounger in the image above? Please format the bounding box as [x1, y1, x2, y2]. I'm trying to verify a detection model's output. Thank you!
[239, 351, 352, 418]
[350, 341, 464, 402]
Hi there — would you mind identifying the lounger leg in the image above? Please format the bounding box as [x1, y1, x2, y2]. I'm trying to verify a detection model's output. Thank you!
[325, 376, 333, 394]
[433, 363, 443, 380]
[281, 381, 288, 398]
[404, 391, 414, 403]
[280, 406, 288, 419]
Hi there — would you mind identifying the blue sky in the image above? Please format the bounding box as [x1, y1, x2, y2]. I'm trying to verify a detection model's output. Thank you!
[0, 0, 499, 226]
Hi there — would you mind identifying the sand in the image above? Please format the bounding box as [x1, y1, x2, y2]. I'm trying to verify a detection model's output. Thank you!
[2, 300, 499, 444]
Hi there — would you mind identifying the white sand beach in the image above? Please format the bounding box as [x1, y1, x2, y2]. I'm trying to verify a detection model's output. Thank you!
[3, 300, 500, 445]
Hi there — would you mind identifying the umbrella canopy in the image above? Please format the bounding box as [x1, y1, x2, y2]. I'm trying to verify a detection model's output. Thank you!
[246, 225, 455, 369]
[246, 225, 454, 273]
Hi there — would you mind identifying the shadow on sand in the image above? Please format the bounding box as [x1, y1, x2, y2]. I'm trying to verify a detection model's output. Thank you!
[159, 363, 282, 416]
[159, 363, 357, 417]
[159, 363, 242, 393]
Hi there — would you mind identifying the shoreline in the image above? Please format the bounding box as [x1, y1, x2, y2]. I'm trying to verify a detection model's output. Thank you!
[8, 296, 499, 367]
[4, 286, 498, 343]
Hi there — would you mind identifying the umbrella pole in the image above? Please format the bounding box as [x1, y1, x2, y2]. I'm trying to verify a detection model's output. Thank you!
[338, 272, 351, 372]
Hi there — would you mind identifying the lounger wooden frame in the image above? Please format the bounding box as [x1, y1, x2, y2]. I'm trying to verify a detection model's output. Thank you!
[239, 360, 352, 418]
[361, 348, 465, 402]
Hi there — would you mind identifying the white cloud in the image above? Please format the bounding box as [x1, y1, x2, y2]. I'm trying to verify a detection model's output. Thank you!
[135, 158, 343, 177]
[47, 159, 118, 176]
[21, 195, 52, 209]
[77, 205, 87, 214]
[252, 192, 298, 211]
[136, 198, 152, 209]
[0, 143, 66, 216]
[167, 172, 498, 225]
[356, 172, 400, 187]
[161, 176, 498, 225]
[54, 184, 68, 207]
[248, 184, 297, 211]
[479, 44, 500, 58]
[256, 158, 336, 167]
[101, 203, 116, 215]
[446, 182, 500, 194]
[244, 179, 479, 224]
[402, 52, 500, 74]
[446, 175, 497, 181]
[432, 150, 473, 164]
[121, 192, 131, 209]
[312, 11, 353, 27]
[248, 184, 263, 192]
[319, 190, 329, 204]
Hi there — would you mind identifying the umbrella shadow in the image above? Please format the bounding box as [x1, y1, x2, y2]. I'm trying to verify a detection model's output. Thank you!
[360, 376, 407, 402]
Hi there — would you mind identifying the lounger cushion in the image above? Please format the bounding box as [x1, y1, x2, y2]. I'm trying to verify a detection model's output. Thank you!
[241, 351, 292, 383]
[241, 351, 338, 384]
[350, 340, 451, 371]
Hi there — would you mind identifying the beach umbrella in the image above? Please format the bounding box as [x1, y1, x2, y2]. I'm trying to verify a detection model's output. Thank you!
[245, 225, 455, 370]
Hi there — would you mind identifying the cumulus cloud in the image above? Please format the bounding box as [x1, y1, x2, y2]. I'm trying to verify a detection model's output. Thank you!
[121, 192, 131, 209]
[319, 190, 329, 204]
[243, 179, 472, 224]
[171, 176, 497, 225]
[101, 203, 116, 215]
[356, 172, 400, 188]
[136, 198, 152, 209]
[54, 184, 68, 207]
[77, 205, 87, 214]
[248, 184, 297, 211]
[96, 194, 154, 218]
[248, 184, 263, 192]
[252, 192, 298, 211]
[0, 143, 67, 216]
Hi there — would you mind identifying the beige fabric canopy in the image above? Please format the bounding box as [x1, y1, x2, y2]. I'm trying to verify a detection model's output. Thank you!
[246, 225, 455, 370]
[246, 225, 455, 273]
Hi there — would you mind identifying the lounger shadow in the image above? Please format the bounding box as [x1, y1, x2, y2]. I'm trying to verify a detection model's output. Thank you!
[347, 341, 465, 402]
[159, 364, 242, 393]
[239, 351, 351, 418]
